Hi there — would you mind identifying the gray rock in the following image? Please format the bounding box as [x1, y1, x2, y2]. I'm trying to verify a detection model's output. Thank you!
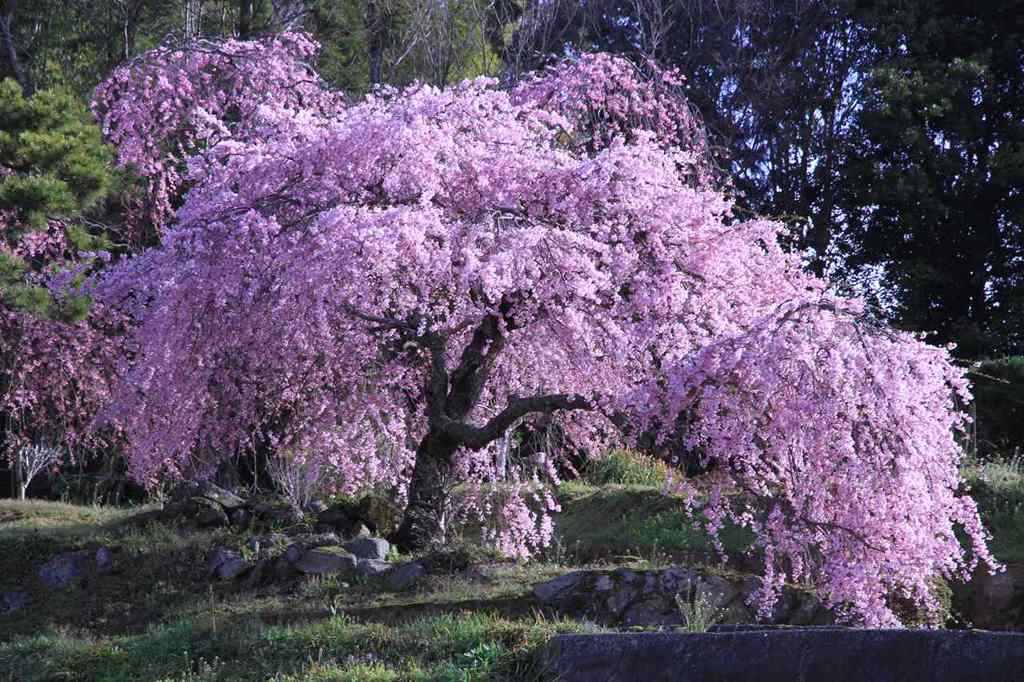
[658, 567, 697, 595]
[387, 561, 425, 591]
[1, 591, 26, 615]
[95, 547, 114, 573]
[357, 559, 393, 577]
[613, 568, 639, 583]
[184, 496, 230, 527]
[533, 571, 586, 602]
[228, 508, 252, 528]
[273, 556, 299, 580]
[786, 591, 832, 626]
[242, 559, 271, 588]
[253, 501, 304, 527]
[296, 532, 341, 548]
[953, 562, 1024, 630]
[696, 576, 738, 609]
[353, 494, 402, 536]
[246, 533, 289, 556]
[38, 550, 93, 587]
[194, 481, 246, 510]
[171, 480, 246, 510]
[316, 503, 363, 537]
[623, 598, 678, 627]
[282, 543, 305, 565]
[343, 536, 390, 561]
[218, 556, 251, 580]
[542, 630, 1024, 682]
[294, 546, 358, 575]
[207, 548, 250, 580]
[606, 585, 637, 617]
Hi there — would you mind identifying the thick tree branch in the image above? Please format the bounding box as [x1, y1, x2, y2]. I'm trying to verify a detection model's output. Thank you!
[441, 393, 592, 450]
[445, 314, 504, 419]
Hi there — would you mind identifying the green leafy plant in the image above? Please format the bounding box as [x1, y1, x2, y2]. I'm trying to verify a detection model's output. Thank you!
[0, 78, 119, 319]
[674, 582, 723, 633]
[582, 449, 673, 487]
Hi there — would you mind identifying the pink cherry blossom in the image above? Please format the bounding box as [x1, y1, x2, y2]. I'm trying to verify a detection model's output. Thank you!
[92, 38, 996, 625]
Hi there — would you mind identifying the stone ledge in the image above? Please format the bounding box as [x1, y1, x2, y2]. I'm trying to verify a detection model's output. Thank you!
[542, 629, 1024, 682]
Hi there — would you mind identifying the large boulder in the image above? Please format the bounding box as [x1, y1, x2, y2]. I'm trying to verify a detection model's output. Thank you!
[242, 559, 273, 588]
[246, 533, 290, 557]
[316, 502, 366, 537]
[387, 562, 426, 591]
[181, 496, 230, 528]
[953, 562, 1024, 630]
[357, 559, 393, 577]
[252, 499, 304, 528]
[171, 481, 246, 510]
[207, 548, 251, 580]
[316, 494, 401, 538]
[354, 495, 402, 537]
[343, 537, 390, 561]
[294, 546, 358, 576]
[38, 550, 97, 588]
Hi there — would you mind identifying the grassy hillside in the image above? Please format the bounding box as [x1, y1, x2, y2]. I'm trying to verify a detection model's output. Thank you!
[2, 451, 1021, 680]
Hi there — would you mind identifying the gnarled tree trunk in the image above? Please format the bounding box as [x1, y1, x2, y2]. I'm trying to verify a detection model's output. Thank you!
[390, 429, 459, 549]
[386, 312, 591, 551]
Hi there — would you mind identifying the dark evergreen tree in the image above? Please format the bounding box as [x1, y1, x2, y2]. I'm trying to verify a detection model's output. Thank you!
[0, 79, 117, 319]
[839, 0, 1024, 356]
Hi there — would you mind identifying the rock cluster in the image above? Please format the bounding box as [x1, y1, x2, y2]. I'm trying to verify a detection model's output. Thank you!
[532, 567, 832, 627]
[160, 482, 404, 540]
[163, 481, 301, 529]
[206, 531, 423, 591]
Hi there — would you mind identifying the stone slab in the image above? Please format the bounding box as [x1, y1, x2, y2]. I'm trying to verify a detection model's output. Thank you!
[542, 629, 1024, 682]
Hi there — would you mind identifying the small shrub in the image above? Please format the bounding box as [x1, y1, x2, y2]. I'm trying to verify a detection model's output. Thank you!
[265, 452, 325, 511]
[674, 583, 723, 633]
[582, 449, 672, 487]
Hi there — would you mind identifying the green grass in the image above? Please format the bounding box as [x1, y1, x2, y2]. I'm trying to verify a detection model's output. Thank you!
[0, 611, 601, 682]
[6, 464, 1018, 680]
[962, 457, 1024, 563]
[0, 497, 603, 680]
[0, 498, 258, 642]
[580, 449, 672, 487]
[550, 483, 755, 566]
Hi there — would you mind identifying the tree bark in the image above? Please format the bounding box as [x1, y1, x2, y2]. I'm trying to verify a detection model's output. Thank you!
[390, 429, 459, 549]
[238, 0, 254, 38]
[378, 309, 593, 551]
[366, 0, 386, 86]
[14, 453, 24, 500]
[0, 0, 32, 96]
[184, 0, 201, 40]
